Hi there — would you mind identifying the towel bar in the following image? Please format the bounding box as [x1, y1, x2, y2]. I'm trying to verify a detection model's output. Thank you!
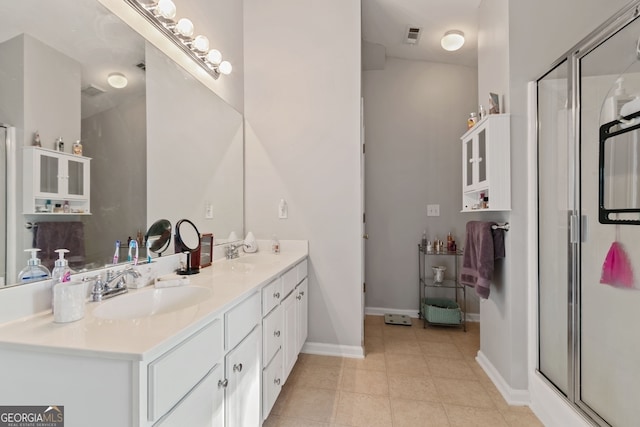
[491, 223, 509, 231]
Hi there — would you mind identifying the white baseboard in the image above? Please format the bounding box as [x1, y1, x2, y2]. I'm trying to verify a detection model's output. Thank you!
[301, 342, 364, 359]
[365, 306, 480, 322]
[476, 351, 530, 406]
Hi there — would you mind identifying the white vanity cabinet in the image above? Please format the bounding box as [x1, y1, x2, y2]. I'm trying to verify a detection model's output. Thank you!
[23, 146, 91, 214]
[262, 258, 309, 421]
[224, 326, 261, 427]
[460, 114, 510, 212]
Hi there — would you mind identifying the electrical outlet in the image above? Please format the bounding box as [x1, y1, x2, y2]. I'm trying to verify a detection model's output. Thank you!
[427, 204, 440, 217]
[205, 203, 214, 219]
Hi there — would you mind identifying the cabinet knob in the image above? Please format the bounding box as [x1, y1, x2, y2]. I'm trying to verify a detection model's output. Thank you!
[274, 378, 281, 386]
[233, 363, 243, 373]
[477, 157, 483, 163]
[273, 292, 280, 299]
[218, 379, 228, 388]
[296, 294, 302, 300]
[274, 330, 281, 337]
[363, 233, 369, 239]
[300, 291, 304, 296]
[469, 158, 474, 163]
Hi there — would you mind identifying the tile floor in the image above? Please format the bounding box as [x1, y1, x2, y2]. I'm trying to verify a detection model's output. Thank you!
[263, 315, 543, 427]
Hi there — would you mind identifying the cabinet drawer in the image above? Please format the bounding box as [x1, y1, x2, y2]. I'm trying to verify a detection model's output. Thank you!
[154, 363, 224, 427]
[296, 259, 308, 284]
[282, 267, 297, 298]
[149, 319, 223, 422]
[262, 277, 283, 316]
[262, 348, 283, 421]
[225, 292, 261, 351]
[262, 304, 283, 366]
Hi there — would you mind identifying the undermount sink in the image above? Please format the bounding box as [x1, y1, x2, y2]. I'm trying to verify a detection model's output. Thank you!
[92, 286, 212, 320]
[234, 253, 281, 266]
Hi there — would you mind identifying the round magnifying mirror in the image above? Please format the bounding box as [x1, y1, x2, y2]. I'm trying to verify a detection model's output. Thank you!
[174, 219, 201, 275]
[145, 219, 172, 257]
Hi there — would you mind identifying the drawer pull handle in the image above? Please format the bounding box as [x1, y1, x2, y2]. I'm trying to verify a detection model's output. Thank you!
[233, 363, 243, 373]
[274, 378, 281, 386]
[218, 379, 228, 388]
[296, 294, 302, 300]
[274, 292, 280, 299]
[274, 330, 281, 337]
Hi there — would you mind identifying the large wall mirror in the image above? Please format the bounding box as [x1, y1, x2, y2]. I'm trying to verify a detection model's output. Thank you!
[0, 0, 243, 287]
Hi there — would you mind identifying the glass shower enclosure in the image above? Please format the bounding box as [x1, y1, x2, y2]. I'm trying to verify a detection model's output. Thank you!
[537, 2, 640, 426]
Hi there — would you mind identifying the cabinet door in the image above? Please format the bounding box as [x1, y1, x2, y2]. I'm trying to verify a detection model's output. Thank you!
[462, 137, 474, 192]
[36, 151, 61, 196]
[66, 157, 89, 198]
[225, 326, 261, 427]
[282, 292, 298, 381]
[476, 128, 487, 187]
[155, 363, 224, 427]
[296, 279, 308, 354]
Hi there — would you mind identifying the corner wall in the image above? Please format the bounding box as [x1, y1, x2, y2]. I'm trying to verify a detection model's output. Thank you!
[243, 0, 363, 354]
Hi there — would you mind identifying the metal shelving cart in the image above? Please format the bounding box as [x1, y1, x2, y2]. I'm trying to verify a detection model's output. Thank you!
[418, 245, 466, 331]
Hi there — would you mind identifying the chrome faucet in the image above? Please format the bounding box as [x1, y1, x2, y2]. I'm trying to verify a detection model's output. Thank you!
[90, 267, 141, 302]
[225, 243, 246, 260]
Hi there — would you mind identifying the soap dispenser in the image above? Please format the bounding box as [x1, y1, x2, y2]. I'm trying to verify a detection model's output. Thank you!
[18, 248, 51, 284]
[51, 249, 72, 314]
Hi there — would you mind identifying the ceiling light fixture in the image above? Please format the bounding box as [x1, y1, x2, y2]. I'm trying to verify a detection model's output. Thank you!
[107, 72, 128, 89]
[126, 0, 232, 80]
[441, 30, 465, 51]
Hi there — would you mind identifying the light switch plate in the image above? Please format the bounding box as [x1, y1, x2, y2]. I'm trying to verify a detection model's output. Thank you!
[427, 204, 440, 217]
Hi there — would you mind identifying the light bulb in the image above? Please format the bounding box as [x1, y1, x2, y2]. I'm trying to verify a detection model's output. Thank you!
[107, 72, 128, 89]
[157, 0, 176, 20]
[206, 49, 222, 65]
[192, 35, 209, 52]
[441, 30, 465, 51]
[175, 18, 194, 37]
[218, 61, 232, 75]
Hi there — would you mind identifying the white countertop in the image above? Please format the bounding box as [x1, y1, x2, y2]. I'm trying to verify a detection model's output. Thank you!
[0, 244, 308, 362]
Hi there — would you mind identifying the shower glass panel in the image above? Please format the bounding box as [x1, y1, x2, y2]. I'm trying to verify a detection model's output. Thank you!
[537, 60, 570, 396]
[579, 15, 640, 425]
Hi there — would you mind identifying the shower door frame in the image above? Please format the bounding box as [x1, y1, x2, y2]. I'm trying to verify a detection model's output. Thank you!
[1, 124, 17, 288]
[536, 2, 640, 426]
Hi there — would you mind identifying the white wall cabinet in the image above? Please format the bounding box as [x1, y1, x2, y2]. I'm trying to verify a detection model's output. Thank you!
[460, 114, 510, 211]
[23, 146, 91, 214]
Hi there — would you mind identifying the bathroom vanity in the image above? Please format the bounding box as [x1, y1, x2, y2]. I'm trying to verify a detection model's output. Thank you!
[0, 242, 308, 427]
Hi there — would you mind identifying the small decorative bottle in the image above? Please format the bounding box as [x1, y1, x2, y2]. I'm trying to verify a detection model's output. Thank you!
[72, 140, 83, 156]
[271, 235, 280, 254]
[479, 104, 487, 120]
[33, 131, 41, 147]
[467, 112, 477, 129]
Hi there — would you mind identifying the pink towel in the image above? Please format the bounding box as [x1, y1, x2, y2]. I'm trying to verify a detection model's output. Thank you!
[460, 221, 505, 299]
[600, 241, 634, 288]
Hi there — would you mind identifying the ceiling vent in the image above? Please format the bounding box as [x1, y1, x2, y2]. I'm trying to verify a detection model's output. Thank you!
[404, 26, 423, 44]
[81, 84, 106, 97]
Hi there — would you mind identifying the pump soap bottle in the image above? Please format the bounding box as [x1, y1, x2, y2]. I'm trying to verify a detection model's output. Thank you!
[18, 249, 51, 284]
[51, 249, 71, 313]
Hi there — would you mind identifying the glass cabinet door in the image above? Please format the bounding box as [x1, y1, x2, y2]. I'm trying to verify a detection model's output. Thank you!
[464, 137, 474, 189]
[477, 129, 487, 185]
[67, 159, 85, 196]
[39, 154, 59, 194]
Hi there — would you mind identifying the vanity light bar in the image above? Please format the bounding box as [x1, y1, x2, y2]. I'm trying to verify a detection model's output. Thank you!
[125, 0, 232, 80]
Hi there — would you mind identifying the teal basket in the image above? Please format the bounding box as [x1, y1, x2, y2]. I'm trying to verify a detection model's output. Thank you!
[422, 298, 462, 325]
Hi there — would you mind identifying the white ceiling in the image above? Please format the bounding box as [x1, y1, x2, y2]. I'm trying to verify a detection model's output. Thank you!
[362, 0, 481, 68]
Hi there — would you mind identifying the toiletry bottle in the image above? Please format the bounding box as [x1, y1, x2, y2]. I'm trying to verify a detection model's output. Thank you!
[63, 200, 70, 213]
[467, 113, 477, 129]
[51, 249, 71, 313]
[55, 137, 64, 152]
[447, 232, 453, 252]
[33, 131, 41, 147]
[479, 104, 487, 120]
[18, 249, 51, 284]
[421, 230, 427, 250]
[271, 234, 280, 254]
[72, 140, 83, 155]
